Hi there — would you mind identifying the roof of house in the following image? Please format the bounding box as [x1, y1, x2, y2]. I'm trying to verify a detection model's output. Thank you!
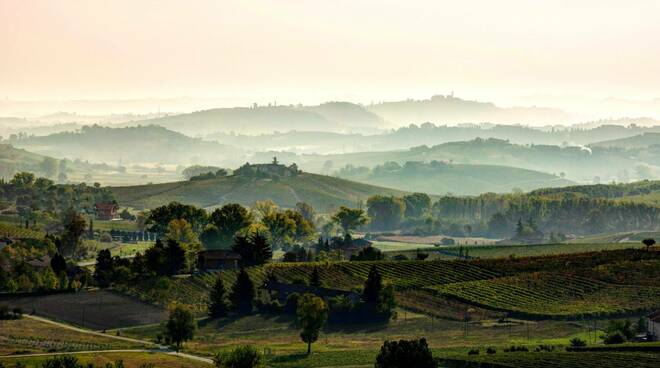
[199, 250, 242, 260]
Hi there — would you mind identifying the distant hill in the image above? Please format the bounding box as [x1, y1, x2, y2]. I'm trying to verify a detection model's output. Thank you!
[335, 161, 575, 195]
[254, 138, 660, 183]
[131, 102, 384, 135]
[367, 94, 575, 125]
[530, 180, 660, 206]
[7, 125, 245, 166]
[589, 132, 660, 149]
[0, 143, 51, 179]
[111, 171, 407, 212]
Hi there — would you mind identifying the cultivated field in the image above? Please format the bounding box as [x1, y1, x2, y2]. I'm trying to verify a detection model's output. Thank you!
[1, 290, 167, 330]
[0, 352, 209, 368]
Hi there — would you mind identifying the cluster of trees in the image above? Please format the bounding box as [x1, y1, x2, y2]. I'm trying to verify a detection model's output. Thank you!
[602, 318, 648, 344]
[94, 238, 191, 287]
[147, 201, 316, 252]
[181, 165, 228, 181]
[365, 193, 431, 231]
[0, 250, 87, 293]
[0, 172, 114, 215]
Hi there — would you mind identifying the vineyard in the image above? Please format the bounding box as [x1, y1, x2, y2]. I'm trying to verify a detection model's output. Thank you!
[440, 351, 660, 368]
[0, 223, 44, 239]
[120, 260, 500, 313]
[428, 272, 660, 318]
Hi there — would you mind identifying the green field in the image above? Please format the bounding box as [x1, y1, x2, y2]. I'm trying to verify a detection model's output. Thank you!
[440, 351, 660, 368]
[0, 352, 209, 368]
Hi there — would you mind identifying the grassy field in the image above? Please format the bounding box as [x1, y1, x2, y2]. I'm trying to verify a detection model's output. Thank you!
[93, 219, 140, 232]
[0, 317, 143, 355]
[439, 351, 660, 368]
[1, 290, 167, 330]
[119, 312, 596, 358]
[0, 352, 209, 368]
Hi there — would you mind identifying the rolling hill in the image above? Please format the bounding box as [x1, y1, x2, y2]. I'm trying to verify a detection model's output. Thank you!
[0, 143, 53, 179]
[589, 132, 660, 149]
[335, 161, 575, 195]
[7, 124, 245, 166]
[111, 172, 408, 212]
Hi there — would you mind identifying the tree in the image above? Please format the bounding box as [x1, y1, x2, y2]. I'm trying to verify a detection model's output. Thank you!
[230, 268, 255, 314]
[569, 337, 587, 348]
[642, 238, 656, 251]
[231, 232, 272, 266]
[297, 293, 327, 354]
[61, 209, 86, 257]
[147, 202, 208, 235]
[40, 157, 59, 179]
[362, 265, 383, 304]
[367, 196, 406, 231]
[214, 345, 264, 368]
[285, 209, 316, 244]
[403, 193, 431, 218]
[208, 275, 229, 318]
[375, 338, 437, 368]
[309, 267, 322, 288]
[165, 239, 186, 275]
[50, 253, 67, 275]
[166, 218, 202, 271]
[295, 202, 316, 225]
[331, 206, 369, 236]
[361, 265, 395, 321]
[94, 249, 114, 288]
[205, 204, 253, 248]
[252, 200, 278, 220]
[262, 211, 296, 249]
[165, 304, 196, 351]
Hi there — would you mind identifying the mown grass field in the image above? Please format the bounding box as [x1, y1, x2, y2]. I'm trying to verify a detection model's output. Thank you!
[0, 317, 143, 355]
[0, 352, 209, 368]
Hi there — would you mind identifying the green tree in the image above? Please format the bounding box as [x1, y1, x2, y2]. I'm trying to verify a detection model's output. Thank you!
[309, 267, 322, 288]
[166, 218, 202, 271]
[204, 204, 253, 248]
[642, 238, 656, 251]
[262, 211, 296, 249]
[40, 157, 59, 179]
[403, 193, 431, 218]
[208, 275, 229, 318]
[94, 249, 114, 288]
[230, 268, 255, 314]
[61, 209, 87, 257]
[147, 202, 208, 235]
[41, 268, 59, 290]
[165, 304, 196, 351]
[295, 202, 316, 225]
[286, 209, 316, 243]
[231, 232, 272, 266]
[297, 293, 328, 354]
[214, 345, 264, 368]
[331, 206, 369, 236]
[375, 338, 437, 368]
[350, 246, 384, 261]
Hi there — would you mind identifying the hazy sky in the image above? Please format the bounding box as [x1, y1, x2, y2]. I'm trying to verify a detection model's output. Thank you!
[2, 0, 659, 105]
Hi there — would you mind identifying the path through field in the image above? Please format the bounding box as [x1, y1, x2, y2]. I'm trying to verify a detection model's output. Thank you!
[0, 314, 213, 365]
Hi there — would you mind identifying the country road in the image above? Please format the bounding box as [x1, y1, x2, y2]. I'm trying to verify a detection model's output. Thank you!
[0, 314, 213, 365]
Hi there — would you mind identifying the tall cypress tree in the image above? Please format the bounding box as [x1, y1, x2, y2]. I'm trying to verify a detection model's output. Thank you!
[309, 267, 322, 288]
[230, 268, 255, 314]
[362, 265, 382, 304]
[208, 275, 229, 318]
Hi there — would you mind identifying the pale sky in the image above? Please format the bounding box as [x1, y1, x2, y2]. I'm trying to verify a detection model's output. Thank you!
[1, 0, 659, 105]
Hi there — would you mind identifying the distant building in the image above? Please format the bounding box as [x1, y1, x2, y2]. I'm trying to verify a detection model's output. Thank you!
[197, 250, 241, 270]
[233, 157, 300, 178]
[95, 203, 119, 220]
[647, 311, 660, 341]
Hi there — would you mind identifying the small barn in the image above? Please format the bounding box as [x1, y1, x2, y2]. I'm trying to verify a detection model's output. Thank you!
[197, 250, 241, 270]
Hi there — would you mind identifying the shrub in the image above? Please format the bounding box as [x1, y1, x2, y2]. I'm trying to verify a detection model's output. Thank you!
[604, 331, 627, 345]
[99, 232, 113, 243]
[284, 292, 300, 314]
[468, 349, 479, 355]
[375, 338, 437, 368]
[569, 337, 587, 348]
[214, 345, 264, 368]
[486, 347, 496, 354]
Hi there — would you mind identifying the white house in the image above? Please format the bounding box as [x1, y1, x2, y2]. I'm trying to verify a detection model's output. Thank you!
[647, 311, 660, 341]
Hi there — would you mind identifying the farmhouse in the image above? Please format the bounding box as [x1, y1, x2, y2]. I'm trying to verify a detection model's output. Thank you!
[95, 202, 119, 220]
[647, 310, 660, 341]
[197, 250, 241, 270]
